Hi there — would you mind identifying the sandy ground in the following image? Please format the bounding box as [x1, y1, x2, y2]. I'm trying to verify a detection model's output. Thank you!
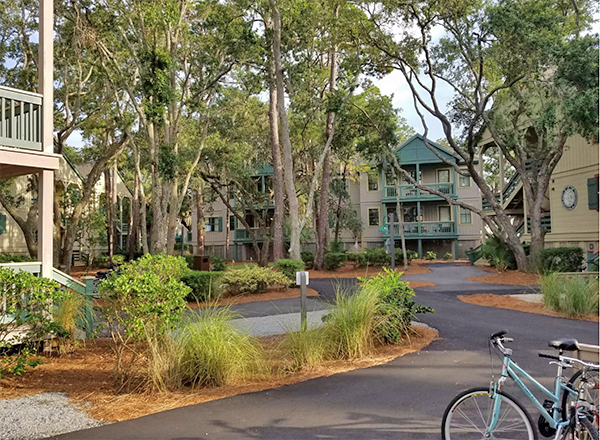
[458, 294, 598, 322]
[466, 267, 541, 286]
[0, 328, 437, 423]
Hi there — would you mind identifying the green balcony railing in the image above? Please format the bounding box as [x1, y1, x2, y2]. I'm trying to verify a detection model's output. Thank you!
[233, 228, 264, 242]
[384, 183, 455, 200]
[0, 86, 43, 151]
[382, 221, 456, 237]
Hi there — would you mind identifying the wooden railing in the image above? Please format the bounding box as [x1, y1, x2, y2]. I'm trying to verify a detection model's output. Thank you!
[382, 221, 456, 237]
[384, 183, 455, 200]
[0, 86, 43, 151]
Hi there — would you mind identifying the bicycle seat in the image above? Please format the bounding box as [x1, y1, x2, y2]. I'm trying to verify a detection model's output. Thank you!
[548, 338, 579, 351]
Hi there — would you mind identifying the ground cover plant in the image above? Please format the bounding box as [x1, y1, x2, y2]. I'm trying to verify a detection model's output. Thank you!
[275, 259, 304, 282]
[539, 247, 583, 273]
[481, 235, 517, 271]
[424, 251, 437, 261]
[180, 271, 224, 302]
[541, 273, 599, 317]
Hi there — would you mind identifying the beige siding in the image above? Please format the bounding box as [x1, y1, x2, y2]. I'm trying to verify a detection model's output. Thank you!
[554, 135, 599, 174]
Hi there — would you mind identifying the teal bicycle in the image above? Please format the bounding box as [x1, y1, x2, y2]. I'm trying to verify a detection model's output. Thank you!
[441, 330, 599, 440]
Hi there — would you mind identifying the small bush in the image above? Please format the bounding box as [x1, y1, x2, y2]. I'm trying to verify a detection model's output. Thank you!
[185, 255, 194, 270]
[324, 252, 346, 270]
[0, 253, 35, 264]
[542, 273, 599, 317]
[276, 259, 304, 281]
[540, 247, 583, 273]
[53, 290, 86, 354]
[347, 252, 368, 268]
[394, 249, 417, 265]
[300, 251, 315, 270]
[365, 248, 389, 266]
[424, 251, 437, 260]
[481, 235, 517, 271]
[328, 240, 345, 253]
[220, 266, 290, 295]
[180, 271, 224, 302]
[210, 256, 226, 272]
[96, 254, 126, 268]
[443, 252, 453, 260]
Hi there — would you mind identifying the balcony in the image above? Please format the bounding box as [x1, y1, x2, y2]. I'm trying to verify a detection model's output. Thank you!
[0, 86, 43, 152]
[233, 228, 264, 243]
[383, 183, 455, 202]
[382, 221, 457, 238]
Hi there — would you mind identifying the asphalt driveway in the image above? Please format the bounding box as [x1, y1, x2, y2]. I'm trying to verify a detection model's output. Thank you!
[52, 263, 598, 440]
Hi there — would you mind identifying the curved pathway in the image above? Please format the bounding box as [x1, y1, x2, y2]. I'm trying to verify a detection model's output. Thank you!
[53, 263, 597, 440]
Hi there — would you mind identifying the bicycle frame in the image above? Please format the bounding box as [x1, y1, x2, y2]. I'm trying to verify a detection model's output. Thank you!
[488, 355, 578, 432]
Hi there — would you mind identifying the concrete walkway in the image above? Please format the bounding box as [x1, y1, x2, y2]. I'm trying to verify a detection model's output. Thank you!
[230, 309, 329, 337]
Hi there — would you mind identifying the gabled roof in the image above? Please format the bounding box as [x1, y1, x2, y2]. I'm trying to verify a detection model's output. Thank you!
[395, 134, 461, 165]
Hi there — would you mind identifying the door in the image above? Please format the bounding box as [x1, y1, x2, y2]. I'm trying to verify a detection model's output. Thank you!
[438, 205, 451, 221]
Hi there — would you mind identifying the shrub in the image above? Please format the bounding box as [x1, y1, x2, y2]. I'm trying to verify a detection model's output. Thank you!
[542, 273, 599, 317]
[424, 251, 437, 260]
[481, 235, 516, 271]
[220, 266, 290, 295]
[185, 255, 195, 270]
[53, 290, 86, 354]
[394, 249, 417, 265]
[180, 271, 224, 302]
[210, 256, 226, 272]
[443, 252, 453, 260]
[360, 268, 434, 343]
[540, 247, 583, 273]
[324, 252, 346, 270]
[96, 254, 125, 268]
[276, 259, 304, 281]
[300, 251, 315, 270]
[172, 308, 266, 388]
[328, 240, 345, 253]
[0, 268, 68, 377]
[98, 254, 190, 386]
[347, 252, 368, 268]
[0, 253, 35, 264]
[365, 248, 389, 266]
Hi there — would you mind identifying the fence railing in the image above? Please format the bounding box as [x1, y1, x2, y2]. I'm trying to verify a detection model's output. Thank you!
[0, 86, 43, 151]
[382, 221, 456, 237]
[384, 183, 455, 199]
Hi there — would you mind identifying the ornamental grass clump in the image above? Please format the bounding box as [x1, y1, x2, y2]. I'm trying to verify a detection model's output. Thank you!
[542, 273, 599, 317]
[283, 327, 328, 370]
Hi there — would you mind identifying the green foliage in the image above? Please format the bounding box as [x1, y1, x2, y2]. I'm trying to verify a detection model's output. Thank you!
[324, 253, 346, 271]
[443, 252, 453, 260]
[275, 259, 304, 281]
[185, 255, 195, 270]
[0, 268, 67, 378]
[180, 271, 224, 303]
[328, 241, 346, 254]
[539, 247, 584, 273]
[360, 268, 434, 344]
[283, 328, 327, 370]
[53, 290, 86, 354]
[0, 253, 35, 264]
[171, 308, 266, 388]
[424, 251, 437, 261]
[365, 248, 389, 266]
[300, 251, 315, 270]
[481, 236, 516, 271]
[347, 252, 368, 268]
[220, 266, 290, 295]
[95, 254, 126, 268]
[542, 273, 599, 317]
[395, 249, 417, 265]
[210, 256, 226, 272]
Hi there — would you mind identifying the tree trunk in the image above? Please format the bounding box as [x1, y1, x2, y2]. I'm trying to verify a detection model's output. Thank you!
[128, 163, 140, 259]
[269, 0, 301, 260]
[133, 142, 149, 255]
[268, 40, 285, 262]
[105, 168, 115, 262]
[197, 185, 205, 255]
[397, 200, 408, 271]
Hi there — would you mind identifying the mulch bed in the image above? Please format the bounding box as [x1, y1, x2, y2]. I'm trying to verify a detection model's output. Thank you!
[458, 294, 598, 322]
[467, 267, 541, 286]
[0, 327, 437, 423]
[308, 262, 432, 279]
[187, 286, 320, 308]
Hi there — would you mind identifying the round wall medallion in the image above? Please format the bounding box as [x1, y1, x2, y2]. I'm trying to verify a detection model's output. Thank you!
[561, 185, 578, 210]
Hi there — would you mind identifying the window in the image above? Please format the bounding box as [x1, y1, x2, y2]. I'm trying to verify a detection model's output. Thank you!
[437, 169, 450, 183]
[438, 205, 451, 222]
[588, 176, 599, 210]
[229, 215, 236, 231]
[459, 173, 471, 188]
[385, 170, 397, 186]
[367, 171, 379, 192]
[368, 208, 380, 227]
[459, 207, 472, 224]
[205, 217, 223, 232]
[402, 170, 419, 185]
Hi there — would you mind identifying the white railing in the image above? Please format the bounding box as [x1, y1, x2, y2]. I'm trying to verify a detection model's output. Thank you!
[0, 85, 43, 151]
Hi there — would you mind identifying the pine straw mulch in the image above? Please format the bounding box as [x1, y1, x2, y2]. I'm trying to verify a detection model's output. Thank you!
[308, 261, 432, 279]
[467, 267, 541, 286]
[458, 294, 598, 322]
[0, 327, 437, 423]
[187, 286, 320, 309]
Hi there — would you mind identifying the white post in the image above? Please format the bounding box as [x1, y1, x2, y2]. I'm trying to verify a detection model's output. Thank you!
[296, 271, 309, 332]
[38, 0, 54, 278]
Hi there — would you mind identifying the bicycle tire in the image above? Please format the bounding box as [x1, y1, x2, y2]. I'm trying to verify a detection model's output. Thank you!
[581, 417, 600, 440]
[442, 387, 538, 440]
[562, 370, 599, 421]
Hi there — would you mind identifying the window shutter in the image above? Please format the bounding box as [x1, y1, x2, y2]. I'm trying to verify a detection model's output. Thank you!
[217, 217, 223, 232]
[0, 213, 6, 235]
[588, 177, 599, 210]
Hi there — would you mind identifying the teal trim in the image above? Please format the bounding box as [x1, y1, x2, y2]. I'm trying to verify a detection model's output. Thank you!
[395, 134, 460, 165]
[454, 239, 459, 257]
[418, 239, 422, 258]
[0, 213, 6, 235]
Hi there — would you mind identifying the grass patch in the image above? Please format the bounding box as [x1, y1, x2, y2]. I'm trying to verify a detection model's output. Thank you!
[542, 273, 599, 317]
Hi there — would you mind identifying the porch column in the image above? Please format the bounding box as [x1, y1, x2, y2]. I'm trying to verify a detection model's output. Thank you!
[454, 239, 459, 259]
[418, 238, 422, 258]
[38, 0, 54, 278]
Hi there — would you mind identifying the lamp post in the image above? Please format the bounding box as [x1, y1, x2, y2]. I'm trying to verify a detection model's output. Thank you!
[381, 213, 396, 271]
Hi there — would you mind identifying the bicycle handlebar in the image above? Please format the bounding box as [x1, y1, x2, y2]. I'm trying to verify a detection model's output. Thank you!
[538, 352, 560, 360]
[490, 329, 508, 339]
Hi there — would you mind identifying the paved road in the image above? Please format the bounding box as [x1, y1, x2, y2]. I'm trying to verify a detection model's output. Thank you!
[53, 263, 598, 440]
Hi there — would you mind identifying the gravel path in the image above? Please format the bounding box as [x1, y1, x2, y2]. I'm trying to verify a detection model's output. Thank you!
[0, 393, 103, 440]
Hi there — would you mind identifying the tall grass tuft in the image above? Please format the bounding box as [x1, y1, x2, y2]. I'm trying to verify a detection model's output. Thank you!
[53, 291, 85, 353]
[321, 288, 381, 359]
[542, 273, 599, 317]
[283, 328, 327, 370]
[175, 307, 267, 388]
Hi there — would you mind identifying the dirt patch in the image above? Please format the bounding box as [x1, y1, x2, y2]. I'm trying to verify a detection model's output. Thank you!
[0, 327, 437, 423]
[408, 281, 436, 288]
[467, 268, 540, 286]
[458, 294, 598, 322]
[412, 259, 469, 265]
[308, 262, 431, 279]
[187, 286, 320, 308]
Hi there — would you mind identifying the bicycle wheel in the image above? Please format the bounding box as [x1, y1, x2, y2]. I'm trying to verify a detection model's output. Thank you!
[442, 387, 537, 440]
[562, 370, 599, 426]
[559, 418, 599, 440]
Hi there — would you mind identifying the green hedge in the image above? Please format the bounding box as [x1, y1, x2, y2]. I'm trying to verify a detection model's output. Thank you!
[324, 253, 346, 270]
[276, 259, 304, 281]
[180, 271, 224, 302]
[300, 251, 315, 269]
[348, 248, 417, 268]
[220, 266, 290, 295]
[540, 247, 583, 273]
[0, 253, 35, 264]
